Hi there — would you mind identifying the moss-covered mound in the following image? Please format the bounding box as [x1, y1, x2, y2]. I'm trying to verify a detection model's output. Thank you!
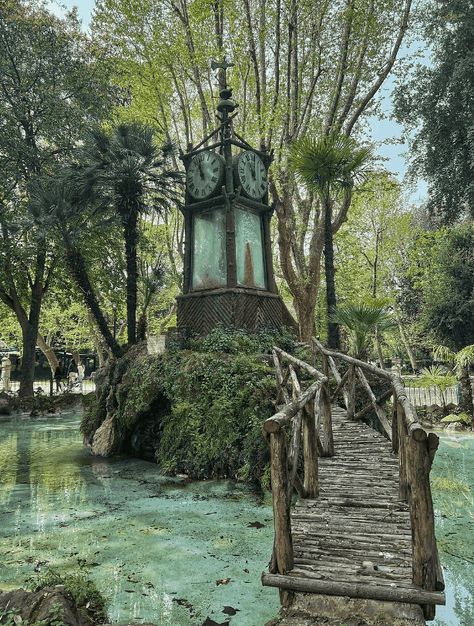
[82, 328, 297, 486]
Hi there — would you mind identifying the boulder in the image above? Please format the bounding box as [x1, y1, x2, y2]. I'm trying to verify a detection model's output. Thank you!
[0, 586, 92, 626]
[91, 417, 118, 456]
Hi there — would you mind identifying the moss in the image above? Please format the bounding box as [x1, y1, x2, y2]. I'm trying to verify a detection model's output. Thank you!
[440, 412, 471, 424]
[25, 569, 108, 623]
[155, 348, 276, 482]
[84, 328, 299, 486]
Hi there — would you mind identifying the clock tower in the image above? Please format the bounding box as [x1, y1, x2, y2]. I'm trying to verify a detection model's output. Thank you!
[176, 60, 285, 336]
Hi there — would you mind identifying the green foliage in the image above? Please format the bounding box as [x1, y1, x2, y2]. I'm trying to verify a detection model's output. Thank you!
[394, 0, 474, 222]
[331, 301, 394, 358]
[156, 348, 275, 482]
[80, 392, 106, 440]
[188, 325, 298, 355]
[0, 603, 65, 626]
[418, 366, 456, 393]
[105, 328, 296, 485]
[440, 413, 471, 425]
[289, 133, 372, 196]
[26, 569, 108, 623]
[400, 223, 474, 352]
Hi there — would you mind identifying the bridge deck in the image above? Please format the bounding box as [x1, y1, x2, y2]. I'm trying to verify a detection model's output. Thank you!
[263, 406, 445, 606]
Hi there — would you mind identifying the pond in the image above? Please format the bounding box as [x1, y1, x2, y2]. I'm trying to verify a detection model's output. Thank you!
[0, 414, 279, 624]
[0, 415, 472, 625]
[431, 433, 474, 626]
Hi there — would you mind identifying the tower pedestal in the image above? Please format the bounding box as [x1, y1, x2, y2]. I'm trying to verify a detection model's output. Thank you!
[176, 288, 284, 336]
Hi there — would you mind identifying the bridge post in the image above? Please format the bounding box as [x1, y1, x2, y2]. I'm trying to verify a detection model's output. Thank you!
[397, 402, 409, 502]
[320, 354, 334, 456]
[391, 394, 399, 453]
[303, 403, 319, 496]
[269, 430, 294, 576]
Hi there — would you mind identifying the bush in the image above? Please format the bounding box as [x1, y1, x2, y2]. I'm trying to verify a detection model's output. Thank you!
[83, 327, 300, 487]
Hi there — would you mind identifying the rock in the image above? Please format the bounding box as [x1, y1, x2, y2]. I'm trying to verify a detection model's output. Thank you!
[0, 586, 93, 626]
[91, 417, 118, 456]
[0, 395, 11, 415]
[446, 422, 466, 431]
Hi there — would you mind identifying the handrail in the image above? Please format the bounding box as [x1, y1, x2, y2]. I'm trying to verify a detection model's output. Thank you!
[264, 348, 333, 587]
[312, 338, 426, 441]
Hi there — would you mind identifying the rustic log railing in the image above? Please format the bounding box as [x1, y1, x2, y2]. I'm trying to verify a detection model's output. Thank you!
[264, 347, 331, 586]
[264, 340, 444, 619]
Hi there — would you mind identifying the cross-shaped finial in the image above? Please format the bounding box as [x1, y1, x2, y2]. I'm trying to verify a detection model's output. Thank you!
[211, 57, 234, 89]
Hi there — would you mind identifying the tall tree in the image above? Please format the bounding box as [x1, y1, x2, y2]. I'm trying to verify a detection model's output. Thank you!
[77, 124, 181, 346]
[394, 0, 474, 222]
[0, 0, 110, 396]
[92, 0, 413, 339]
[289, 133, 371, 343]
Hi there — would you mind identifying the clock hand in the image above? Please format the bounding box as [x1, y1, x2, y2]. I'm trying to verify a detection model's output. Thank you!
[198, 161, 205, 179]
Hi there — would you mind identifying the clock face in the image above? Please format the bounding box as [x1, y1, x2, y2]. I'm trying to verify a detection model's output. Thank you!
[236, 151, 267, 200]
[187, 152, 224, 201]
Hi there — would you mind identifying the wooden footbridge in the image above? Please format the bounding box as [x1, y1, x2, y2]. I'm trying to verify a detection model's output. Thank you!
[262, 339, 445, 621]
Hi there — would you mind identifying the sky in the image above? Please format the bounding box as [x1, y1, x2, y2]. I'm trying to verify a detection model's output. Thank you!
[48, 0, 427, 205]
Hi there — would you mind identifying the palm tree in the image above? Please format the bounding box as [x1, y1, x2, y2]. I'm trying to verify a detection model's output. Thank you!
[331, 301, 395, 360]
[433, 344, 474, 420]
[29, 177, 123, 359]
[77, 124, 181, 346]
[290, 133, 372, 348]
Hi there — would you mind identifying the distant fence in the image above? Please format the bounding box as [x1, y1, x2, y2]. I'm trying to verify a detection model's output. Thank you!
[403, 377, 474, 407]
[0, 378, 96, 395]
[404, 384, 459, 407]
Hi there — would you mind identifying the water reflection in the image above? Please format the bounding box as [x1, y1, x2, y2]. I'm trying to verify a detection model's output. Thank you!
[432, 434, 474, 626]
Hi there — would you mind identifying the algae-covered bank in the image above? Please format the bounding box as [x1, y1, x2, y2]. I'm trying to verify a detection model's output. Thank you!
[0, 413, 279, 624]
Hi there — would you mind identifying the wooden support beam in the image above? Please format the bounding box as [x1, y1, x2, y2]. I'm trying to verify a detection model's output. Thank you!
[355, 388, 394, 421]
[261, 573, 446, 606]
[398, 403, 409, 503]
[274, 346, 325, 380]
[269, 431, 294, 575]
[264, 380, 322, 433]
[303, 400, 319, 498]
[330, 368, 349, 403]
[346, 364, 356, 421]
[288, 366, 304, 498]
[391, 393, 399, 454]
[355, 366, 392, 440]
[408, 434, 439, 613]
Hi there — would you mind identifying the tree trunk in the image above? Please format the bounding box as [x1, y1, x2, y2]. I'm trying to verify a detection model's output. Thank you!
[294, 296, 316, 342]
[458, 365, 473, 419]
[375, 329, 385, 369]
[394, 308, 417, 372]
[36, 334, 59, 375]
[137, 311, 147, 342]
[324, 197, 340, 349]
[124, 210, 138, 346]
[64, 234, 122, 358]
[19, 321, 38, 398]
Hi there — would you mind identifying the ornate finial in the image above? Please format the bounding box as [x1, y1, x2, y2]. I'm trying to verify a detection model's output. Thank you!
[211, 57, 234, 89]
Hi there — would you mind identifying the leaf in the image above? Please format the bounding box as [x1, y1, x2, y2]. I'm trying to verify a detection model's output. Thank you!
[222, 606, 239, 615]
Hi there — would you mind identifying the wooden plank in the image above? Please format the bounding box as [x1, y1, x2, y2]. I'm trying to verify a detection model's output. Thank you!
[261, 573, 446, 605]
